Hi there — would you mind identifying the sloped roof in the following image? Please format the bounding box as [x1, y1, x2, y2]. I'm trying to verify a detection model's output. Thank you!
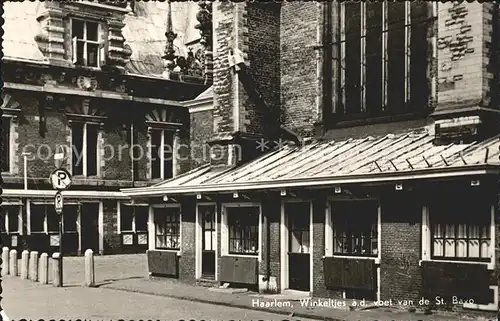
[122, 128, 500, 196]
[195, 86, 213, 100]
[3, 2, 200, 78]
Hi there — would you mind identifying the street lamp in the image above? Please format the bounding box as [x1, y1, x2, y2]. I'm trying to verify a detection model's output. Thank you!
[21, 151, 32, 190]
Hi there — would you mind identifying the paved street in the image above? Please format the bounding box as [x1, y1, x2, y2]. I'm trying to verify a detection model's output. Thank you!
[2, 276, 314, 320]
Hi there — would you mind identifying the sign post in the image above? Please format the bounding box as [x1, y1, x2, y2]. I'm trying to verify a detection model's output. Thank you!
[49, 151, 72, 288]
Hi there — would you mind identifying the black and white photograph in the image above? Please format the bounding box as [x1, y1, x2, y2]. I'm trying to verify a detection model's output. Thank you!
[0, 0, 499, 320]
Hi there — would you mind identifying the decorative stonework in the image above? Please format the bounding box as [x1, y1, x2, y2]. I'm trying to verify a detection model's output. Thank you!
[195, 1, 213, 84]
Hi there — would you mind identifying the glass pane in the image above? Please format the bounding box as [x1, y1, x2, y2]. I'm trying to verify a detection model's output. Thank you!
[204, 230, 213, 250]
[468, 239, 479, 258]
[433, 239, 443, 257]
[72, 122, 84, 175]
[86, 22, 98, 41]
[86, 124, 99, 176]
[480, 240, 490, 258]
[72, 19, 84, 39]
[138, 233, 148, 245]
[302, 231, 310, 253]
[290, 230, 301, 253]
[387, 2, 406, 26]
[63, 205, 78, 232]
[7, 206, 19, 233]
[444, 239, 455, 257]
[120, 205, 134, 231]
[47, 206, 59, 232]
[150, 130, 162, 179]
[50, 235, 60, 246]
[87, 43, 99, 67]
[456, 239, 467, 258]
[11, 235, 18, 247]
[155, 235, 165, 248]
[135, 207, 149, 232]
[445, 224, 455, 238]
[387, 23, 406, 112]
[409, 21, 429, 109]
[163, 131, 173, 179]
[344, 3, 362, 114]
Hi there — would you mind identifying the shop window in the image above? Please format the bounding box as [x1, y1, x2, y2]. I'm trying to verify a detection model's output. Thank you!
[72, 19, 105, 68]
[154, 207, 180, 250]
[331, 201, 379, 257]
[30, 204, 46, 233]
[119, 204, 149, 245]
[3, 205, 19, 234]
[63, 205, 78, 233]
[72, 122, 99, 177]
[430, 202, 491, 262]
[47, 206, 59, 233]
[227, 206, 259, 255]
[150, 129, 174, 180]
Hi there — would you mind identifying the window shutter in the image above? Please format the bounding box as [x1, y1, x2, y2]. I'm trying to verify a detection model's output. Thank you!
[72, 37, 78, 64]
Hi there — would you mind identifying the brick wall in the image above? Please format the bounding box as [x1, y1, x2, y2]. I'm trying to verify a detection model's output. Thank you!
[380, 192, 422, 303]
[102, 127, 132, 181]
[179, 199, 196, 283]
[242, 3, 281, 137]
[102, 200, 120, 254]
[436, 2, 496, 110]
[280, 2, 320, 138]
[190, 109, 213, 168]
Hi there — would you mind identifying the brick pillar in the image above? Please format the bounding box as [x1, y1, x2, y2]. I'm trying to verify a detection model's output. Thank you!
[179, 198, 196, 283]
[259, 194, 280, 293]
[433, 2, 500, 143]
[210, 2, 281, 167]
[312, 195, 327, 296]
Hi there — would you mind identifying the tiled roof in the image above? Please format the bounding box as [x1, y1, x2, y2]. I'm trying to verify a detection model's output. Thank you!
[122, 128, 500, 196]
[3, 2, 200, 77]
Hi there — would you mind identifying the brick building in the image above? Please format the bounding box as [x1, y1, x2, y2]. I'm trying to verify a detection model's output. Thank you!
[121, 1, 500, 312]
[1, 1, 211, 255]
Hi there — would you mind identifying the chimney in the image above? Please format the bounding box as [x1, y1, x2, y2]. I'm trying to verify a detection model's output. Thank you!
[432, 2, 500, 144]
[209, 2, 281, 167]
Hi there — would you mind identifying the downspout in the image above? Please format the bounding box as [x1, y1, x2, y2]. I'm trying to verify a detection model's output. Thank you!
[262, 206, 271, 284]
[322, 1, 334, 121]
[131, 122, 135, 187]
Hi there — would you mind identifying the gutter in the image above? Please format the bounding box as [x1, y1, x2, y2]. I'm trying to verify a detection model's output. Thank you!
[2, 189, 129, 199]
[121, 165, 499, 197]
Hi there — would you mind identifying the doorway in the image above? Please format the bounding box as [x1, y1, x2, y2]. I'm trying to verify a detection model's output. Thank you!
[198, 204, 216, 279]
[80, 202, 100, 253]
[284, 202, 311, 292]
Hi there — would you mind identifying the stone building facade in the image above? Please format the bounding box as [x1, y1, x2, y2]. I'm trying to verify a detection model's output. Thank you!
[1, 1, 211, 256]
[123, 1, 500, 314]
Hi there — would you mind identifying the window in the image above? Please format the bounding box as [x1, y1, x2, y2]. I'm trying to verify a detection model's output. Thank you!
[3, 205, 20, 234]
[430, 201, 491, 262]
[330, 2, 433, 118]
[1, 117, 11, 173]
[150, 129, 174, 180]
[200, 205, 216, 251]
[72, 19, 105, 68]
[227, 207, 259, 255]
[154, 207, 180, 250]
[72, 122, 99, 176]
[30, 204, 58, 234]
[332, 201, 378, 257]
[63, 205, 78, 233]
[286, 202, 310, 254]
[120, 204, 149, 245]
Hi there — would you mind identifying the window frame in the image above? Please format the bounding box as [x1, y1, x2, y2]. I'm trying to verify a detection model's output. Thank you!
[325, 198, 381, 264]
[152, 204, 182, 252]
[422, 202, 495, 269]
[118, 202, 149, 246]
[221, 203, 262, 260]
[149, 128, 174, 180]
[70, 18, 106, 68]
[70, 121, 100, 177]
[326, 2, 437, 125]
[3, 205, 22, 235]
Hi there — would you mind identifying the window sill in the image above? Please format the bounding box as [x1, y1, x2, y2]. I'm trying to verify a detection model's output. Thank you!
[323, 255, 380, 265]
[153, 248, 182, 256]
[324, 109, 431, 130]
[418, 259, 494, 270]
[223, 253, 259, 259]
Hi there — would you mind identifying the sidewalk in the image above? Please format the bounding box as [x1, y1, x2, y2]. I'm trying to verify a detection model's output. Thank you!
[101, 277, 495, 321]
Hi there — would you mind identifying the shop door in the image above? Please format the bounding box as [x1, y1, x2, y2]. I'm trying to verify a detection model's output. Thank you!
[287, 202, 310, 292]
[80, 203, 99, 253]
[200, 205, 216, 279]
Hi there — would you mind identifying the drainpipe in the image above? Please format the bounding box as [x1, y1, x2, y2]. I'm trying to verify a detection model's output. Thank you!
[130, 122, 135, 187]
[262, 204, 271, 284]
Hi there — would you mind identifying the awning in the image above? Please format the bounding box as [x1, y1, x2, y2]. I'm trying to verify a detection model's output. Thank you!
[122, 128, 500, 197]
[2, 189, 129, 200]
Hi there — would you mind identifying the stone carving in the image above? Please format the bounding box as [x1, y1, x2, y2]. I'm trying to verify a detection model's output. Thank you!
[76, 76, 98, 91]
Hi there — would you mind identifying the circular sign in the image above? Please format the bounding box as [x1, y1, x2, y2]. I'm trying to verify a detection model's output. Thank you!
[55, 191, 63, 215]
[49, 168, 72, 190]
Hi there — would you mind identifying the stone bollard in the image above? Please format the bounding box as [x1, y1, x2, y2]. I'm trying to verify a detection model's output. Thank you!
[2, 247, 9, 276]
[85, 249, 95, 287]
[52, 252, 61, 287]
[9, 250, 17, 276]
[39, 253, 49, 285]
[29, 251, 39, 282]
[20, 250, 29, 280]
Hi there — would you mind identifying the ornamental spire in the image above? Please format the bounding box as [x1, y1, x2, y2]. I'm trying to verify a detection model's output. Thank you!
[163, 0, 177, 72]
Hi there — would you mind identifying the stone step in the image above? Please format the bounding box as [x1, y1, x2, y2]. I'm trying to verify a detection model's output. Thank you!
[196, 277, 218, 288]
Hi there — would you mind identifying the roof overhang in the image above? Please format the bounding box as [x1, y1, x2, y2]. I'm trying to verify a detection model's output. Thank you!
[121, 165, 500, 198]
[2, 189, 129, 200]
